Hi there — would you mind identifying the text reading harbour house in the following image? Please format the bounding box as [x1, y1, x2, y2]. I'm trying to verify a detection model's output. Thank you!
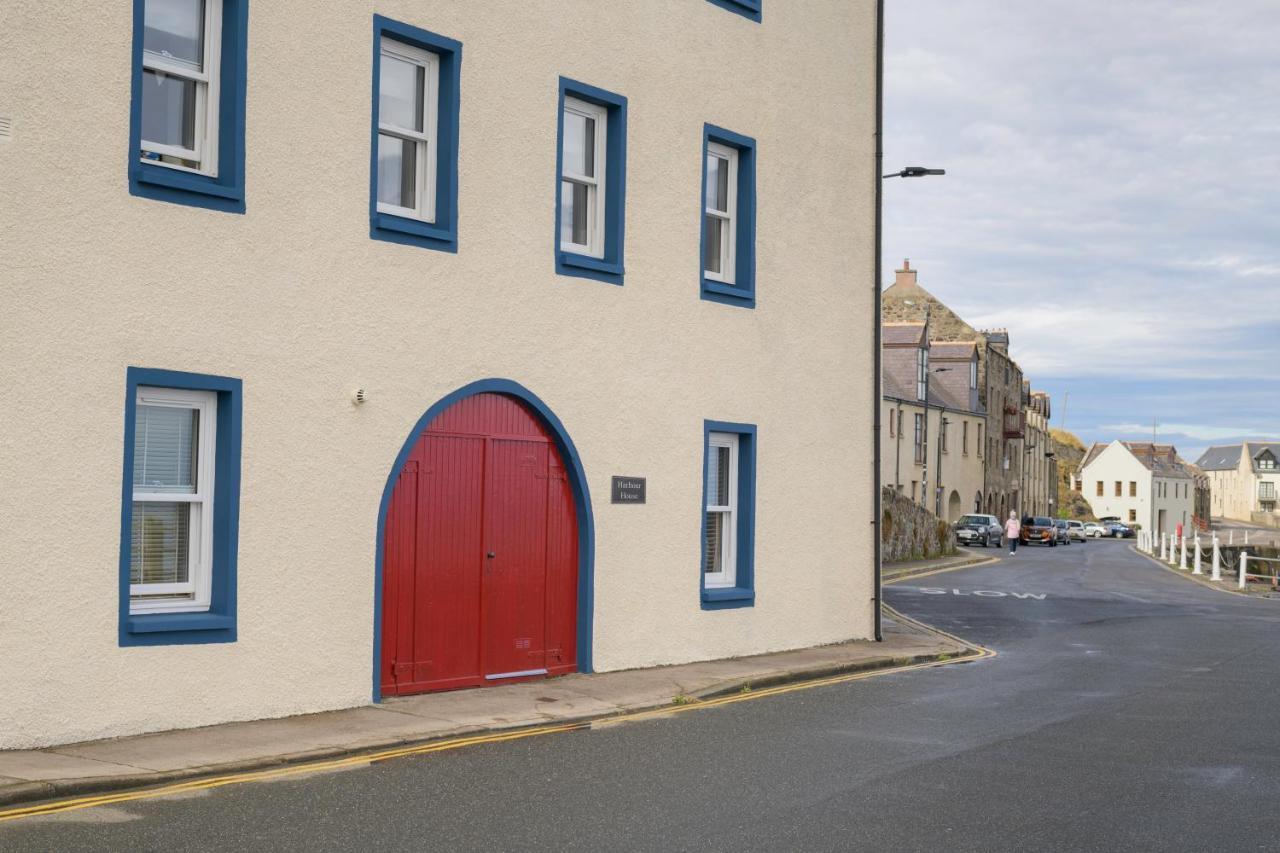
[0, 1, 879, 747]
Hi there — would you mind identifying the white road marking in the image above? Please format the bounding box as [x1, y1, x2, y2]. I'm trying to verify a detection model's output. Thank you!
[916, 587, 1047, 600]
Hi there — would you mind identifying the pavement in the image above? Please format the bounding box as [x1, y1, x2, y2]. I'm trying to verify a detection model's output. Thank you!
[0, 605, 972, 811]
[1132, 539, 1280, 599]
[882, 546, 999, 581]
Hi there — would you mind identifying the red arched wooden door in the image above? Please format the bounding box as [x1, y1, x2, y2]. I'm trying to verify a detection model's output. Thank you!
[381, 393, 579, 696]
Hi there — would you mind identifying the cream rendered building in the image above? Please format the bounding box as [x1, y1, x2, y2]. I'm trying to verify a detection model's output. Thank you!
[0, 1, 880, 747]
[1195, 443, 1280, 524]
[1080, 441, 1195, 535]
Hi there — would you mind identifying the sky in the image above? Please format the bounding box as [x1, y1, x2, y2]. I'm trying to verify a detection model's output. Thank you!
[883, 0, 1280, 464]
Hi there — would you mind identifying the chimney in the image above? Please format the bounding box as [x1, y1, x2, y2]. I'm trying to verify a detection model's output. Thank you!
[894, 259, 917, 287]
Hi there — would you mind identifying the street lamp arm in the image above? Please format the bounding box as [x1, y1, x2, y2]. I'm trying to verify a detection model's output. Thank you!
[883, 166, 946, 179]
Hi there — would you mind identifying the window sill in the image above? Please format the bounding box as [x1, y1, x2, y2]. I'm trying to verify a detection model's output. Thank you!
[701, 278, 755, 309]
[706, 0, 762, 22]
[557, 251, 624, 286]
[130, 163, 245, 213]
[701, 586, 755, 610]
[122, 611, 236, 646]
[371, 212, 458, 253]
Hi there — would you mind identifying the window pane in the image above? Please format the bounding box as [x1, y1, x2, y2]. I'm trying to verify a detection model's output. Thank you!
[380, 53, 425, 132]
[141, 69, 197, 150]
[134, 404, 198, 493]
[562, 111, 595, 177]
[707, 445, 730, 506]
[131, 501, 191, 585]
[703, 511, 724, 575]
[378, 133, 418, 208]
[706, 155, 729, 212]
[144, 0, 205, 73]
[704, 215, 723, 274]
[560, 180, 589, 246]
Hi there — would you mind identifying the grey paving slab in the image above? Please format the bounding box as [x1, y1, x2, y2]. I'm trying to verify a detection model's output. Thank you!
[0, 751, 147, 782]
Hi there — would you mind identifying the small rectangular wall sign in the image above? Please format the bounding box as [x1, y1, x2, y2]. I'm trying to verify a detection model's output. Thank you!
[611, 476, 646, 504]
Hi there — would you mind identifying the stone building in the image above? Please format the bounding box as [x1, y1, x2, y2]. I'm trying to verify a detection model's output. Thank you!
[881, 322, 986, 522]
[1023, 389, 1057, 517]
[1195, 442, 1280, 525]
[882, 261, 1035, 520]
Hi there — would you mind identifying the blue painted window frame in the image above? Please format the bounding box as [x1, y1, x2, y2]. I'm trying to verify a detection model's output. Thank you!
[127, 0, 249, 213]
[119, 368, 243, 646]
[700, 420, 757, 609]
[700, 125, 757, 308]
[555, 78, 628, 286]
[369, 16, 462, 253]
[706, 0, 762, 23]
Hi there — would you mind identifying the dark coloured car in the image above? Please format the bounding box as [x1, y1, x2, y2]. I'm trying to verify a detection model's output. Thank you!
[1104, 522, 1135, 539]
[954, 513, 1002, 548]
[1021, 516, 1057, 546]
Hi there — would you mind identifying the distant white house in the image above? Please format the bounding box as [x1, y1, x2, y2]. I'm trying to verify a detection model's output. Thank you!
[1078, 441, 1196, 535]
[1195, 442, 1280, 525]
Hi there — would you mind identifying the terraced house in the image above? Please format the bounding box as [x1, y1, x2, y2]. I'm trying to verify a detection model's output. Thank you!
[0, 1, 879, 747]
[1195, 442, 1280, 526]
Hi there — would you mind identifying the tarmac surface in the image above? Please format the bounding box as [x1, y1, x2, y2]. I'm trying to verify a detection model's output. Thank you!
[6, 539, 1280, 851]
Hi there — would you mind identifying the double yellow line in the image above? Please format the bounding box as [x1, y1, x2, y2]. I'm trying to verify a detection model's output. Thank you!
[0, 617, 991, 825]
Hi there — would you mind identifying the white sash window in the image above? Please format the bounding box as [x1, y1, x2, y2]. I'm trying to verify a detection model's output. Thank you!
[377, 39, 440, 223]
[703, 432, 740, 588]
[560, 97, 608, 258]
[140, 0, 222, 175]
[703, 141, 738, 283]
[130, 387, 217, 613]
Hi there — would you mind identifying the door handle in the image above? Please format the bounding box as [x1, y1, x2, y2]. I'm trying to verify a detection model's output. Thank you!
[487, 551, 496, 559]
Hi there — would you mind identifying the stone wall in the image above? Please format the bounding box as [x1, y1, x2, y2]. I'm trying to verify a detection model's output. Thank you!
[882, 486, 958, 563]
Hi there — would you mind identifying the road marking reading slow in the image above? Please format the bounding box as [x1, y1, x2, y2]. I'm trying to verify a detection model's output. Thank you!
[917, 588, 1047, 600]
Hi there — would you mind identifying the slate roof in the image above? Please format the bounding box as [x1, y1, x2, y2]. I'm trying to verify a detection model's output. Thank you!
[883, 323, 926, 347]
[1194, 442, 1280, 472]
[928, 341, 977, 361]
[1195, 445, 1242, 471]
[1082, 441, 1194, 479]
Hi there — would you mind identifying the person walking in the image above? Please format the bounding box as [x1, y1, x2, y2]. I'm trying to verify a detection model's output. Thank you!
[1005, 511, 1021, 556]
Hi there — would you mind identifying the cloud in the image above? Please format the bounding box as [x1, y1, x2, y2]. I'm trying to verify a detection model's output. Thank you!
[1098, 423, 1280, 442]
[883, 0, 1280, 440]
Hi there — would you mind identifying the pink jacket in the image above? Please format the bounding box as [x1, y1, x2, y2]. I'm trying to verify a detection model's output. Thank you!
[1005, 518, 1021, 538]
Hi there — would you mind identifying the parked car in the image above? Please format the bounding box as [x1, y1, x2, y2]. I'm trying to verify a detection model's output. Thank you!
[1103, 521, 1135, 539]
[1098, 516, 1121, 524]
[1064, 519, 1088, 542]
[1052, 519, 1072, 545]
[1021, 516, 1058, 546]
[954, 513, 1002, 548]
[1082, 522, 1107, 538]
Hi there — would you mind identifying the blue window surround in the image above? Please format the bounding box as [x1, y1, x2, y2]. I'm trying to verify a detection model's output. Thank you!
[700, 420, 757, 610]
[555, 78, 628, 285]
[706, 0, 762, 23]
[118, 368, 243, 646]
[369, 16, 462, 253]
[371, 379, 596, 700]
[700, 125, 757, 309]
[127, 0, 249, 213]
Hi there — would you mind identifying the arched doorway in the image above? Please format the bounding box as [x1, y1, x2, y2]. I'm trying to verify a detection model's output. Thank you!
[374, 381, 593, 699]
[947, 490, 962, 522]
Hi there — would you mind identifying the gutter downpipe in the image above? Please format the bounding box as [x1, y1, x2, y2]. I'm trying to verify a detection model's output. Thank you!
[872, 0, 885, 642]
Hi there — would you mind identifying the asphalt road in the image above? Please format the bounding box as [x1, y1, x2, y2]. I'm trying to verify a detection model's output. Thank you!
[8, 540, 1280, 852]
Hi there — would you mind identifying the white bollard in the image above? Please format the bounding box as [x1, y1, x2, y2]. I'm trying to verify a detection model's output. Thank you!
[1239, 551, 1249, 589]
[1245, 530, 1250, 546]
[1212, 535, 1221, 581]
[1193, 535, 1202, 574]
[1180, 535, 1188, 570]
[1230, 530, 1234, 545]
[1160, 533, 1167, 560]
